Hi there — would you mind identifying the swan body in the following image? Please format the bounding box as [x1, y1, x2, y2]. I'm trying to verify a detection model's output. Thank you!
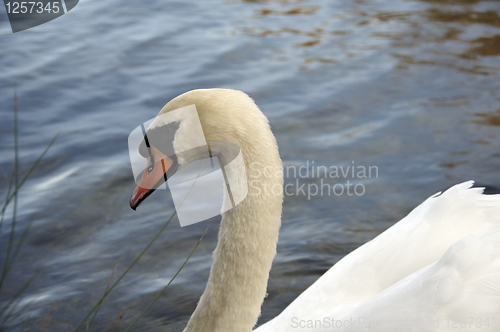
[130, 89, 500, 332]
[256, 181, 500, 332]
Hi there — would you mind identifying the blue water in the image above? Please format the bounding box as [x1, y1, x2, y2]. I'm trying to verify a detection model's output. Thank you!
[0, 0, 499, 330]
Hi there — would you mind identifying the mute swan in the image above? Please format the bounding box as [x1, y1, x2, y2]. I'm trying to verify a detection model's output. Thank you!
[130, 89, 500, 332]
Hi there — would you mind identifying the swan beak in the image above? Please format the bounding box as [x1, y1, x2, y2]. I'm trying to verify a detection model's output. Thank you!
[130, 151, 173, 211]
[130, 186, 152, 211]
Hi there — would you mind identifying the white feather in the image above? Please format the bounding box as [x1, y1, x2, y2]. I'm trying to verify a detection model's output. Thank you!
[256, 181, 500, 331]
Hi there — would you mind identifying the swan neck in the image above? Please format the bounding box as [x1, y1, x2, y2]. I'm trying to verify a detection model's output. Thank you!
[184, 145, 283, 332]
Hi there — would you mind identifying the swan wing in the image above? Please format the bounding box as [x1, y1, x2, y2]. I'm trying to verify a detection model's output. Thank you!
[256, 181, 500, 331]
[335, 229, 500, 332]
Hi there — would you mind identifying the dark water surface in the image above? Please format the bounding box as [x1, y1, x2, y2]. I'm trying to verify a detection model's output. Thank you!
[0, 0, 499, 330]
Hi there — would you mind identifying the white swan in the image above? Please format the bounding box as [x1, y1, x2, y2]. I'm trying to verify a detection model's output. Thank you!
[130, 89, 500, 332]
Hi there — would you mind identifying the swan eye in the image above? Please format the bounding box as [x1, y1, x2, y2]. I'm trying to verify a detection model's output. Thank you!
[147, 154, 155, 173]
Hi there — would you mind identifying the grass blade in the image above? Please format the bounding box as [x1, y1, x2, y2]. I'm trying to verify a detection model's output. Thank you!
[0, 89, 20, 297]
[41, 309, 55, 332]
[0, 173, 15, 236]
[0, 89, 56, 330]
[20, 314, 29, 332]
[9, 216, 34, 267]
[86, 264, 118, 330]
[122, 227, 208, 332]
[74, 164, 205, 332]
[0, 272, 38, 326]
[99, 313, 124, 332]
[0, 134, 58, 224]
[72, 209, 178, 332]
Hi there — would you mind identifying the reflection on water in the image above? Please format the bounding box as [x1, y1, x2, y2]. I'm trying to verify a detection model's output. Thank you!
[440, 161, 469, 169]
[241, 0, 308, 3]
[419, 0, 489, 4]
[0, 0, 499, 330]
[469, 35, 500, 57]
[234, 0, 500, 73]
[472, 109, 500, 126]
[416, 95, 470, 108]
[426, 8, 500, 27]
[256, 6, 320, 16]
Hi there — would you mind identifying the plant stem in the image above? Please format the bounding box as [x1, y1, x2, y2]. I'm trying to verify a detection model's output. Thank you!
[122, 227, 208, 332]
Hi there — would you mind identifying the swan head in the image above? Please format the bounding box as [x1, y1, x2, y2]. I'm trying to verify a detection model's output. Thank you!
[130, 88, 273, 210]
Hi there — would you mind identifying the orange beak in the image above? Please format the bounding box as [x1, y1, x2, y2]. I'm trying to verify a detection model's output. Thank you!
[130, 148, 173, 210]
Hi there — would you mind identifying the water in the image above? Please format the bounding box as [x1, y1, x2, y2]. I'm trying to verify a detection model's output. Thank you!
[0, 0, 499, 330]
